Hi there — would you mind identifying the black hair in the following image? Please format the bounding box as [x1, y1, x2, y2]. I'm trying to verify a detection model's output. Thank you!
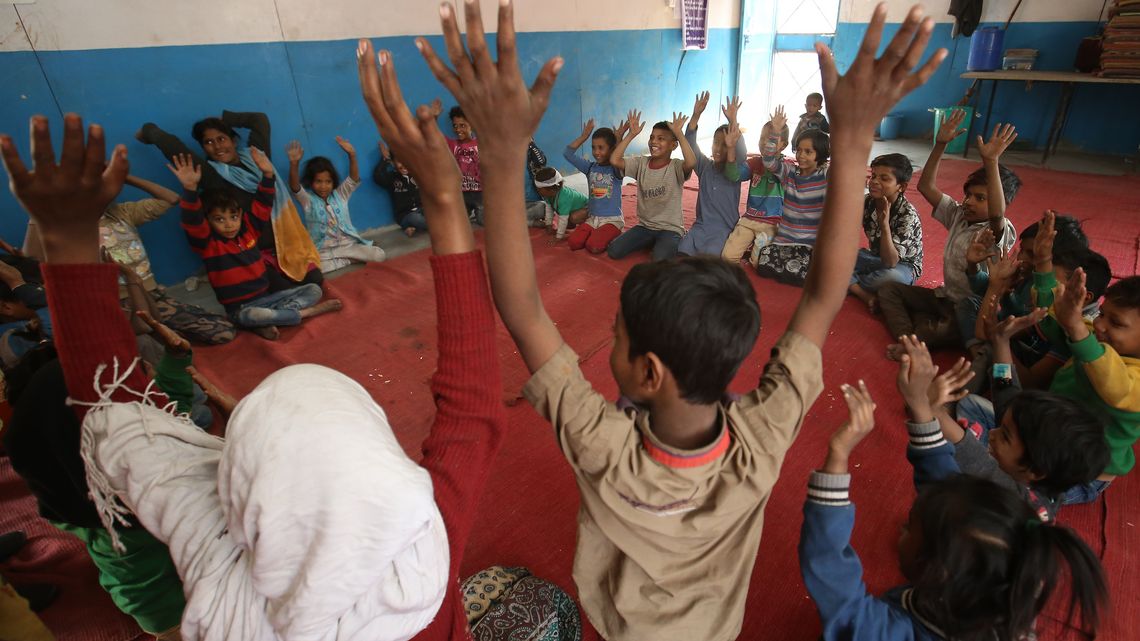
[714, 124, 730, 137]
[201, 189, 243, 217]
[909, 476, 1106, 641]
[534, 167, 559, 184]
[794, 129, 830, 163]
[963, 164, 1021, 205]
[1053, 248, 1112, 302]
[191, 117, 238, 146]
[806, 92, 823, 103]
[449, 106, 466, 121]
[592, 127, 618, 149]
[651, 121, 677, 141]
[619, 256, 760, 404]
[1105, 275, 1140, 311]
[1018, 214, 1088, 256]
[1006, 390, 1109, 495]
[300, 156, 341, 190]
[870, 153, 914, 185]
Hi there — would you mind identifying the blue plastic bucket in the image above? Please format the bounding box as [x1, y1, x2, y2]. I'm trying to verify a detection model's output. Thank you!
[967, 27, 1005, 71]
[879, 114, 903, 140]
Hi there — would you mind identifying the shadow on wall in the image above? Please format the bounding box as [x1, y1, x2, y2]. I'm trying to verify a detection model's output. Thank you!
[832, 20, 1140, 156]
[0, 27, 739, 285]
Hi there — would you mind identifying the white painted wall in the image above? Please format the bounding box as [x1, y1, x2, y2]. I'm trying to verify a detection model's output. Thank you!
[839, 0, 1111, 24]
[1, 0, 740, 52]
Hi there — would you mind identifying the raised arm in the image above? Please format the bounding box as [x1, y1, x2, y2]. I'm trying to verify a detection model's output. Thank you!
[419, 0, 564, 376]
[670, 112, 697, 176]
[336, 136, 360, 182]
[124, 174, 179, 205]
[286, 140, 304, 194]
[918, 108, 964, 208]
[609, 109, 643, 173]
[221, 110, 271, 155]
[976, 123, 1017, 238]
[566, 118, 593, 152]
[789, 6, 946, 348]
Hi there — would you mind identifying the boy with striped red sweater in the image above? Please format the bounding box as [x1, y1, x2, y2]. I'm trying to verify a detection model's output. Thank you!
[168, 150, 340, 340]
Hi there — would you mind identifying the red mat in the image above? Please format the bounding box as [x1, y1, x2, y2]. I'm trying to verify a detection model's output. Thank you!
[2, 158, 1139, 640]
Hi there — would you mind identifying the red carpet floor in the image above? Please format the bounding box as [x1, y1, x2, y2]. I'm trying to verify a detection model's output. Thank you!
[2, 158, 1139, 640]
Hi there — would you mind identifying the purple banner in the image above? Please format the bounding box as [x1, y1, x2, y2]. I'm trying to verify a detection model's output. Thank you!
[682, 0, 708, 51]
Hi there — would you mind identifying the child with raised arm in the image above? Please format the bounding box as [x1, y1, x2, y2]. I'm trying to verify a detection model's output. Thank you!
[286, 137, 387, 272]
[800, 379, 1107, 641]
[373, 139, 427, 236]
[677, 92, 750, 256]
[605, 110, 696, 261]
[417, 2, 948, 638]
[722, 119, 788, 264]
[563, 119, 627, 253]
[879, 117, 1020, 357]
[0, 27, 515, 633]
[752, 105, 830, 285]
[169, 150, 341, 340]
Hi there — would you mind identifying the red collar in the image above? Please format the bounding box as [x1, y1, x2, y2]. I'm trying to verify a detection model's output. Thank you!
[641, 427, 731, 469]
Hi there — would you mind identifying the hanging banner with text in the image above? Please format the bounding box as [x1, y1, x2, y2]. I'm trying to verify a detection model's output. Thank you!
[682, 0, 708, 50]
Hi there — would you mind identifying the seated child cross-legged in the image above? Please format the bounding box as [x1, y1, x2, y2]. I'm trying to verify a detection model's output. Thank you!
[606, 111, 696, 262]
[848, 153, 923, 312]
[897, 333, 1107, 522]
[168, 151, 341, 340]
[879, 117, 1020, 358]
[800, 381, 1108, 640]
[563, 119, 627, 253]
[533, 167, 588, 241]
[722, 119, 787, 265]
[441, 3, 949, 638]
[373, 139, 428, 237]
[287, 137, 386, 273]
[753, 105, 829, 286]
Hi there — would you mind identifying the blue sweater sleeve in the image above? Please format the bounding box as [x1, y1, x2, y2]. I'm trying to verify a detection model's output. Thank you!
[905, 420, 961, 489]
[800, 472, 922, 640]
[562, 146, 593, 175]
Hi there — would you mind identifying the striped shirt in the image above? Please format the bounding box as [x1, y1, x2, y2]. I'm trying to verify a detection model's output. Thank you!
[761, 135, 828, 246]
[180, 176, 274, 310]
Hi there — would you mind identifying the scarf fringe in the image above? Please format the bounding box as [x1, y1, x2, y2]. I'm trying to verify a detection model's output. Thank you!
[71, 357, 198, 553]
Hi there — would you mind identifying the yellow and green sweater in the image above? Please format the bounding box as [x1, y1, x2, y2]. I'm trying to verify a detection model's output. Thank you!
[1036, 271, 1140, 475]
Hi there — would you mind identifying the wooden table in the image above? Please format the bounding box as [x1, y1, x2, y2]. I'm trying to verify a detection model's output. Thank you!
[960, 70, 1140, 163]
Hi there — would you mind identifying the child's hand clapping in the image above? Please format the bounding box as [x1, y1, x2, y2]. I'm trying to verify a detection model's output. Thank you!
[976, 123, 1018, 162]
[981, 298, 1048, 343]
[966, 227, 997, 265]
[1, 114, 129, 265]
[823, 381, 876, 475]
[335, 136, 356, 156]
[895, 334, 938, 416]
[249, 147, 275, 179]
[286, 140, 304, 164]
[935, 108, 966, 144]
[986, 248, 1020, 288]
[1032, 209, 1057, 271]
[166, 153, 201, 192]
[770, 105, 788, 133]
[1054, 268, 1091, 340]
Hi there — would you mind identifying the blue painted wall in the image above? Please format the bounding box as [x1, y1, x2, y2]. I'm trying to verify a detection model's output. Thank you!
[833, 21, 1140, 155]
[0, 27, 739, 284]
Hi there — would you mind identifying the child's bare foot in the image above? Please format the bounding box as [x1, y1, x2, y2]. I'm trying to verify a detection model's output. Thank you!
[867, 295, 879, 315]
[300, 299, 343, 319]
[405, 226, 417, 237]
[848, 283, 878, 314]
[252, 325, 280, 341]
[886, 343, 906, 361]
[186, 365, 239, 416]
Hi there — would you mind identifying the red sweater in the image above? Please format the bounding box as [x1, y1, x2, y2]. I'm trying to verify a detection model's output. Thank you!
[43, 251, 505, 641]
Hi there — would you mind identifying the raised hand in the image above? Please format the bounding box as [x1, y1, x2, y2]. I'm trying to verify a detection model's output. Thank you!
[416, 0, 562, 160]
[581, 118, 595, 139]
[335, 135, 356, 156]
[136, 310, 190, 357]
[770, 105, 788, 132]
[614, 118, 630, 139]
[986, 248, 1020, 286]
[824, 380, 876, 474]
[166, 153, 201, 192]
[668, 112, 689, 138]
[936, 108, 967, 144]
[1053, 268, 1090, 339]
[966, 227, 997, 265]
[721, 95, 743, 124]
[626, 110, 645, 138]
[983, 302, 1048, 343]
[249, 147, 275, 178]
[725, 122, 742, 147]
[692, 91, 711, 118]
[895, 334, 938, 413]
[977, 123, 1017, 161]
[926, 357, 973, 409]
[1, 114, 129, 264]
[1032, 209, 1057, 271]
[286, 140, 304, 164]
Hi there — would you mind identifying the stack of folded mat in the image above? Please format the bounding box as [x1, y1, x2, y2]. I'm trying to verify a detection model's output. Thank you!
[1101, 0, 1140, 77]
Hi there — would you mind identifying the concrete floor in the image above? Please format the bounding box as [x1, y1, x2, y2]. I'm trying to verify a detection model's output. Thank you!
[169, 137, 1135, 311]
